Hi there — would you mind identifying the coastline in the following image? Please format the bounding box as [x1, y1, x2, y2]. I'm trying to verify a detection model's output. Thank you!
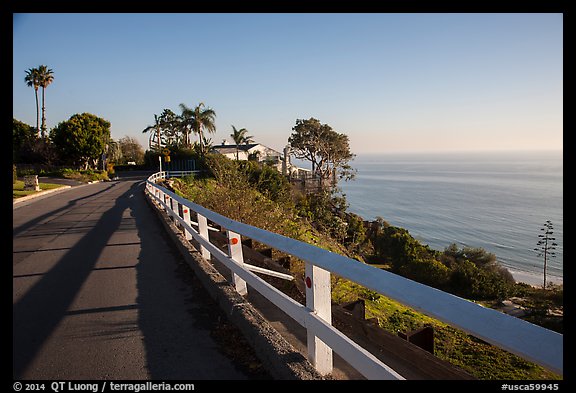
[341, 150, 563, 290]
[509, 269, 563, 288]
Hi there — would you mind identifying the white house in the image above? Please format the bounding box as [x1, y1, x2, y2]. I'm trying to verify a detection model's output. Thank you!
[211, 142, 282, 166]
[211, 142, 315, 180]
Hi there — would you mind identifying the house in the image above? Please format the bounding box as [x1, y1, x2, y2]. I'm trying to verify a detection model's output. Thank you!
[211, 142, 331, 192]
[211, 142, 282, 167]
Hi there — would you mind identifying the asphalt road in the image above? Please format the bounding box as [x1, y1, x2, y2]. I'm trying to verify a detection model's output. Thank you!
[13, 174, 251, 380]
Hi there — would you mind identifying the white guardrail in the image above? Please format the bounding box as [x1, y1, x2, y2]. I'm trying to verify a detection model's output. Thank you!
[145, 171, 563, 379]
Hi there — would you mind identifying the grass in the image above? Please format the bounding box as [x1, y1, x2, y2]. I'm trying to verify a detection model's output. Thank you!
[331, 276, 559, 379]
[13, 180, 66, 199]
[13, 168, 111, 200]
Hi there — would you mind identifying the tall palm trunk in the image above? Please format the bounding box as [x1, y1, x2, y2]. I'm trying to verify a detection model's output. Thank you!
[198, 127, 204, 153]
[34, 87, 40, 137]
[41, 86, 46, 138]
[37, 65, 54, 139]
[25, 68, 41, 137]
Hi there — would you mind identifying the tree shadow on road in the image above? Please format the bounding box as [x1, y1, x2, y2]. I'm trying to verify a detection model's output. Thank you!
[13, 182, 132, 378]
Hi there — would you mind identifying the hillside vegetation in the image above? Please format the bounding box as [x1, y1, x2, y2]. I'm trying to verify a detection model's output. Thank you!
[168, 153, 561, 380]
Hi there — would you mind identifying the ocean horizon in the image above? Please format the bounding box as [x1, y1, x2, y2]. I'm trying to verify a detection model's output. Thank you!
[338, 149, 563, 287]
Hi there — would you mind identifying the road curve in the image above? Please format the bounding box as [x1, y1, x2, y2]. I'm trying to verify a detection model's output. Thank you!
[13, 175, 250, 380]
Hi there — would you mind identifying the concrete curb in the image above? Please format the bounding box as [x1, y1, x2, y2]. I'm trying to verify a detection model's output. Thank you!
[144, 191, 324, 380]
[13, 179, 109, 207]
[13, 185, 72, 205]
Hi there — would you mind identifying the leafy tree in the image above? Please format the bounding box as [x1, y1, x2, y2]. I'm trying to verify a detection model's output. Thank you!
[13, 118, 37, 161]
[13, 118, 59, 165]
[118, 136, 145, 164]
[50, 113, 111, 169]
[24, 67, 41, 136]
[157, 109, 181, 147]
[344, 212, 368, 254]
[37, 65, 54, 138]
[288, 117, 356, 183]
[230, 125, 254, 160]
[142, 109, 181, 150]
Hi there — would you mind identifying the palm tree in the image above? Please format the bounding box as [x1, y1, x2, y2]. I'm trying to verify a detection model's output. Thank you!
[230, 125, 254, 160]
[142, 114, 162, 151]
[142, 109, 181, 150]
[37, 65, 54, 138]
[178, 103, 195, 148]
[202, 135, 214, 152]
[24, 67, 41, 136]
[180, 102, 216, 154]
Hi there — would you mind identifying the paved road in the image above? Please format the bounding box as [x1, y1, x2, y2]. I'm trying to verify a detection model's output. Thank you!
[13, 174, 250, 380]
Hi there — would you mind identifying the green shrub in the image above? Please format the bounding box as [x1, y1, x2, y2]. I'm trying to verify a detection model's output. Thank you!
[398, 257, 451, 288]
[106, 163, 115, 178]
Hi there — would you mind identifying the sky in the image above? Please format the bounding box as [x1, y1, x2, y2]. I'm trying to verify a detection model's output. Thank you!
[12, 13, 563, 154]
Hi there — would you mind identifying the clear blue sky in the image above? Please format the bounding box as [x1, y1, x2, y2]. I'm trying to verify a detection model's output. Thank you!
[13, 13, 563, 154]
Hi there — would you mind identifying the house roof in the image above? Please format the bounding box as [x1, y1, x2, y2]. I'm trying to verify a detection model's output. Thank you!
[211, 143, 281, 156]
[211, 146, 242, 155]
[211, 143, 259, 153]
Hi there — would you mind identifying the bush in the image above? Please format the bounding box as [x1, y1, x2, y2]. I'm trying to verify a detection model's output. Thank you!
[398, 257, 450, 288]
[56, 168, 109, 183]
[204, 153, 244, 187]
[371, 225, 436, 271]
[106, 163, 115, 178]
[448, 260, 513, 300]
[239, 161, 292, 203]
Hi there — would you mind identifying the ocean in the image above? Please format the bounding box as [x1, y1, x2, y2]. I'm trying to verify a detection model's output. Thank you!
[339, 150, 563, 287]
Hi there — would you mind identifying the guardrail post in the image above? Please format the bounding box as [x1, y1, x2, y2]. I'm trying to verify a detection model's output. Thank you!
[162, 193, 168, 211]
[175, 202, 183, 230]
[169, 196, 175, 220]
[227, 230, 248, 296]
[305, 262, 333, 375]
[181, 206, 193, 241]
[166, 195, 175, 221]
[197, 213, 211, 260]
